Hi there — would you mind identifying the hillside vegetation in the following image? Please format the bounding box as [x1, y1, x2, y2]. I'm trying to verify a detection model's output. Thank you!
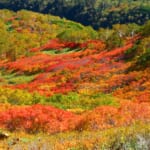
[0, 9, 150, 149]
[0, 0, 150, 29]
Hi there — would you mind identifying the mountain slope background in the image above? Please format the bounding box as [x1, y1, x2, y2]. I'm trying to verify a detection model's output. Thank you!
[0, 0, 150, 29]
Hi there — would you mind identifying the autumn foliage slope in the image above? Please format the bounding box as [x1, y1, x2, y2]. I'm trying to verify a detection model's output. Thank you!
[0, 10, 150, 149]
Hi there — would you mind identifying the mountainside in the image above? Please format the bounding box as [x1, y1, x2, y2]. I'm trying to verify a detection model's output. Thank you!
[0, 0, 150, 29]
[0, 9, 150, 149]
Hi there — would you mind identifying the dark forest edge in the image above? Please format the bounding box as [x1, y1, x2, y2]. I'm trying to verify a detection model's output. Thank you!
[0, 0, 150, 29]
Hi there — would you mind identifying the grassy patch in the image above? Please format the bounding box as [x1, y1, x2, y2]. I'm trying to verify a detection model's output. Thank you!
[0, 87, 119, 110]
[0, 72, 36, 85]
[45, 92, 119, 110]
[42, 48, 82, 55]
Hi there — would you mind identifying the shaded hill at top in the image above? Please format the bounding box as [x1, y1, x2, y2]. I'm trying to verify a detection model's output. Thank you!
[0, 0, 150, 29]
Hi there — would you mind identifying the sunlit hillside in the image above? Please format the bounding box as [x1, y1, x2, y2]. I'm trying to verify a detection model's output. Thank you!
[0, 9, 150, 149]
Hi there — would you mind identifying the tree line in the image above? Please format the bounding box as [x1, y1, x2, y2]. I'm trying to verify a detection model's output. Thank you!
[0, 0, 150, 29]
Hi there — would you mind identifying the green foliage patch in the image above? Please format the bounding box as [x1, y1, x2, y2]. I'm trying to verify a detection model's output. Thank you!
[0, 87, 118, 110]
[45, 92, 119, 110]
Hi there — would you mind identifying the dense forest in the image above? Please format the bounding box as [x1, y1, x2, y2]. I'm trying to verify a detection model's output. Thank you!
[0, 0, 150, 29]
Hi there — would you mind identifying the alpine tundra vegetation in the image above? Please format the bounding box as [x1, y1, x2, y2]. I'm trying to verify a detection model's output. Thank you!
[0, 1, 150, 149]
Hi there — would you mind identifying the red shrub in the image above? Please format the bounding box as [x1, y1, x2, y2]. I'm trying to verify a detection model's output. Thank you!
[0, 104, 81, 133]
[81, 101, 150, 130]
